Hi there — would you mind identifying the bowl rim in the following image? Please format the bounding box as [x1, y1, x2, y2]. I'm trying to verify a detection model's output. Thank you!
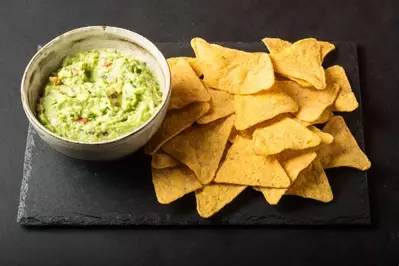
[21, 25, 171, 146]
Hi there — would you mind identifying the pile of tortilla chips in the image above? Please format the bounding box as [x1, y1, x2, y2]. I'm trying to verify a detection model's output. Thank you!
[144, 37, 371, 218]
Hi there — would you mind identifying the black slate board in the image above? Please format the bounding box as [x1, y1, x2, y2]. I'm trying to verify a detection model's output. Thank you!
[17, 42, 370, 226]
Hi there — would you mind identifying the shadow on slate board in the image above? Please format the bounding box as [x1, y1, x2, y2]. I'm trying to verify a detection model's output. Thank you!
[17, 42, 370, 226]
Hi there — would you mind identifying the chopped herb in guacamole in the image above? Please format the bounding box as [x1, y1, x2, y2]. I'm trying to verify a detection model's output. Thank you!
[37, 49, 162, 142]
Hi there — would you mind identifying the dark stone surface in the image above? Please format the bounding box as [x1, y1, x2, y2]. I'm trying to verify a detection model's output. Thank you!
[1, 0, 399, 265]
[17, 42, 370, 226]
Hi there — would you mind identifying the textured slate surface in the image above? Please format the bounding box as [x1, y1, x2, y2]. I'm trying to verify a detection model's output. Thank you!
[17, 42, 370, 226]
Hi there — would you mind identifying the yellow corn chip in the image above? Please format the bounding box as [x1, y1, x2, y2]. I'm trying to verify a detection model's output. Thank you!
[317, 116, 371, 170]
[318, 41, 336, 60]
[291, 109, 333, 126]
[197, 87, 235, 124]
[263, 38, 335, 88]
[217, 52, 275, 94]
[262, 38, 335, 60]
[286, 158, 334, 203]
[144, 102, 210, 155]
[234, 85, 298, 130]
[167, 57, 203, 77]
[191, 38, 275, 94]
[256, 150, 317, 205]
[307, 125, 334, 144]
[277, 150, 318, 182]
[152, 165, 203, 204]
[326, 65, 359, 112]
[279, 81, 340, 122]
[167, 58, 210, 110]
[214, 136, 290, 187]
[262, 37, 292, 53]
[252, 116, 321, 156]
[196, 183, 246, 218]
[162, 115, 235, 184]
[151, 151, 180, 169]
[311, 109, 334, 125]
[270, 38, 326, 90]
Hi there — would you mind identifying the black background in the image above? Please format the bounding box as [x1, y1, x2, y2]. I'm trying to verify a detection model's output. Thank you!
[0, 0, 398, 265]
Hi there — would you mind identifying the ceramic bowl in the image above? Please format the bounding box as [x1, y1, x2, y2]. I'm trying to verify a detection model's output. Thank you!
[21, 26, 171, 161]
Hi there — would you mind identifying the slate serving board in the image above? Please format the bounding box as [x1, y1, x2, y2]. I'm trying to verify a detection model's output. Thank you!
[17, 42, 370, 226]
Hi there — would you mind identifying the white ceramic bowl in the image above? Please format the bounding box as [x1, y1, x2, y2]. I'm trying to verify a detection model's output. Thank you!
[21, 26, 171, 161]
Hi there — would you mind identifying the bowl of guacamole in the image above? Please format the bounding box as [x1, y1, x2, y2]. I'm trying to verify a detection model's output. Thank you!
[21, 26, 171, 160]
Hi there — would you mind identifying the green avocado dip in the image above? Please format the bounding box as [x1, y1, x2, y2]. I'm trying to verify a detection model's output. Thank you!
[37, 49, 163, 142]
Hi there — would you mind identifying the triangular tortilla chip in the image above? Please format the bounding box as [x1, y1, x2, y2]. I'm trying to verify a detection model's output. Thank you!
[311, 109, 334, 125]
[326, 65, 359, 112]
[307, 125, 334, 144]
[152, 165, 203, 204]
[151, 151, 180, 169]
[214, 136, 290, 187]
[167, 58, 210, 110]
[197, 86, 235, 124]
[263, 38, 335, 88]
[277, 150, 318, 182]
[218, 52, 275, 94]
[162, 115, 235, 184]
[185, 57, 203, 77]
[279, 81, 340, 122]
[191, 38, 275, 94]
[144, 102, 210, 155]
[234, 85, 298, 130]
[196, 183, 246, 218]
[270, 38, 326, 90]
[317, 116, 371, 170]
[256, 150, 317, 205]
[262, 37, 335, 60]
[286, 158, 334, 202]
[262, 37, 292, 54]
[252, 116, 321, 156]
[293, 109, 334, 126]
[167, 57, 203, 77]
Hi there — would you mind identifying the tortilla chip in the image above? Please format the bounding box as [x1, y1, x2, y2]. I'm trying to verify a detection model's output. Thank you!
[167, 58, 210, 110]
[277, 150, 318, 182]
[252, 116, 321, 156]
[151, 151, 180, 169]
[311, 109, 334, 125]
[152, 165, 203, 204]
[270, 38, 326, 90]
[262, 38, 334, 88]
[144, 102, 210, 155]
[262, 37, 292, 54]
[197, 87, 235, 124]
[162, 115, 235, 184]
[319, 41, 336, 60]
[307, 125, 334, 144]
[234, 85, 298, 130]
[279, 80, 340, 122]
[292, 109, 333, 126]
[286, 158, 334, 203]
[317, 116, 371, 170]
[191, 38, 275, 94]
[218, 52, 275, 94]
[262, 38, 335, 60]
[167, 57, 203, 77]
[256, 150, 317, 205]
[214, 136, 290, 187]
[196, 183, 246, 218]
[326, 65, 359, 112]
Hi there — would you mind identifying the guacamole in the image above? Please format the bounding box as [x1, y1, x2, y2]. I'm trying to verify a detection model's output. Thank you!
[37, 49, 162, 142]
